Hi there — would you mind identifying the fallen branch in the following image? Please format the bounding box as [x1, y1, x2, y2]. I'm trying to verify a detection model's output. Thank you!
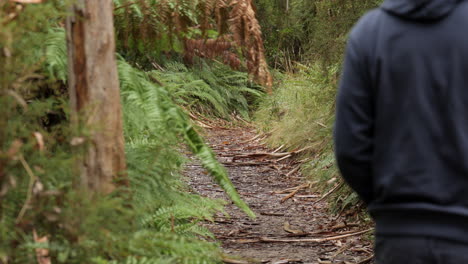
[332, 243, 353, 260]
[259, 212, 285, 216]
[314, 121, 328, 128]
[280, 183, 310, 203]
[241, 133, 264, 144]
[195, 120, 216, 129]
[222, 161, 270, 166]
[232, 151, 291, 159]
[276, 154, 292, 162]
[275, 182, 314, 194]
[295, 194, 320, 198]
[331, 222, 359, 231]
[355, 254, 374, 264]
[236, 146, 314, 160]
[292, 146, 313, 154]
[271, 259, 303, 264]
[237, 228, 374, 243]
[222, 257, 250, 264]
[272, 144, 285, 153]
[285, 166, 300, 177]
[283, 221, 305, 235]
[312, 182, 344, 205]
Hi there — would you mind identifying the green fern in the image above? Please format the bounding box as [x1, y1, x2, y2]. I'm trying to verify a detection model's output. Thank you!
[45, 28, 68, 83]
[150, 61, 264, 119]
[44, 29, 256, 216]
[118, 58, 255, 218]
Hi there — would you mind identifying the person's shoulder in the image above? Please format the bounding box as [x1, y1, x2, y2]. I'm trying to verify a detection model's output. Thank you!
[349, 8, 383, 41]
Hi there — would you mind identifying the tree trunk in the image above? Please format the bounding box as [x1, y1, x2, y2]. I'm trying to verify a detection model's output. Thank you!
[66, 0, 127, 194]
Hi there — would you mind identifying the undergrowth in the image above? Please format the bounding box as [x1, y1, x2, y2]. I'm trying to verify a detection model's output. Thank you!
[149, 61, 263, 119]
[1, 15, 258, 263]
[254, 64, 367, 218]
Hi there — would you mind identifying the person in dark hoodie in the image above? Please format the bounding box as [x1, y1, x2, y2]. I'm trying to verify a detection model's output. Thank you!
[334, 0, 468, 263]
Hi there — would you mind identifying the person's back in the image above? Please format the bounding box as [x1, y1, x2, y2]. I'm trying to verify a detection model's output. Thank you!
[334, 0, 468, 263]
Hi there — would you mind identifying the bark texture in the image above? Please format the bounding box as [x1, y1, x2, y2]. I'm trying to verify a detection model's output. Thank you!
[66, 0, 127, 194]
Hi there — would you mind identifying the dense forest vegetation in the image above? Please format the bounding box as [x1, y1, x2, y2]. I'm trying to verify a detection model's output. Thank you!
[1, 0, 378, 263]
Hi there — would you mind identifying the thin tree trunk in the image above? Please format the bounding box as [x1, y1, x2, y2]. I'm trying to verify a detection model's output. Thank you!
[66, 0, 127, 194]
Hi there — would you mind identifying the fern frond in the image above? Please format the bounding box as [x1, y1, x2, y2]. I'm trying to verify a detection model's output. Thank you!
[45, 28, 68, 82]
[118, 59, 255, 218]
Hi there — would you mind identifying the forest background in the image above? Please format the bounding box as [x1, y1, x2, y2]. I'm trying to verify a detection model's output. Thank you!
[0, 0, 378, 263]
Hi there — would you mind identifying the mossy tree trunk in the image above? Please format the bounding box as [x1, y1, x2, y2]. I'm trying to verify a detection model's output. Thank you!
[66, 0, 127, 194]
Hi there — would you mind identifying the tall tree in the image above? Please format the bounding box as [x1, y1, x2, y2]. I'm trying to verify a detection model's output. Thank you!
[66, 0, 127, 193]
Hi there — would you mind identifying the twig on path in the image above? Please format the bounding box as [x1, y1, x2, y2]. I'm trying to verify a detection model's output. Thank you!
[271, 259, 303, 264]
[285, 166, 300, 177]
[312, 182, 344, 205]
[221, 161, 270, 166]
[274, 185, 305, 194]
[241, 133, 264, 143]
[272, 144, 285, 153]
[236, 228, 374, 244]
[232, 151, 291, 159]
[184, 110, 215, 129]
[184, 110, 231, 130]
[283, 221, 306, 235]
[276, 154, 292, 162]
[295, 194, 320, 198]
[297, 156, 314, 163]
[231, 146, 313, 161]
[274, 182, 316, 194]
[222, 257, 251, 264]
[355, 254, 374, 264]
[260, 212, 285, 216]
[196, 120, 216, 129]
[280, 183, 311, 203]
[330, 222, 359, 231]
[292, 146, 314, 154]
[280, 188, 300, 203]
[331, 242, 353, 259]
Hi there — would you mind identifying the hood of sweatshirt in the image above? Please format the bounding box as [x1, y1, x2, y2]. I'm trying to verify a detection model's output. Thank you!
[381, 0, 460, 21]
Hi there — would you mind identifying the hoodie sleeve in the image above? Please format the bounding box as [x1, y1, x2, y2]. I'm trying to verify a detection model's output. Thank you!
[334, 36, 374, 205]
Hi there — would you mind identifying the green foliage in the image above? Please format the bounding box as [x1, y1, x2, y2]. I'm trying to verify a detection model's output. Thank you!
[0, 2, 72, 262]
[253, 0, 382, 218]
[2, 4, 258, 263]
[254, 64, 361, 213]
[255, 0, 380, 68]
[119, 58, 256, 218]
[150, 61, 263, 119]
[113, 0, 205, 65]
[256, 64, 337, 150]
[45, 28, 68, 83]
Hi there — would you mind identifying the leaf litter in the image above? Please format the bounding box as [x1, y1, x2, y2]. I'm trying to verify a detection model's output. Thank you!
[187, 125, 374, 264]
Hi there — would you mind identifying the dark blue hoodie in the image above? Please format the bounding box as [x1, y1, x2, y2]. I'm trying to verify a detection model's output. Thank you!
[334, 0, 468, 243]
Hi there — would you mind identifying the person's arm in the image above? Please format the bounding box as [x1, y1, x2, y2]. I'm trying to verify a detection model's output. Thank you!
[334, 36, 374, 205]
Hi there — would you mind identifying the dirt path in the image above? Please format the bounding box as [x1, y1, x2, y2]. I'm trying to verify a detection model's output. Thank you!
[187, 126, 373, 264]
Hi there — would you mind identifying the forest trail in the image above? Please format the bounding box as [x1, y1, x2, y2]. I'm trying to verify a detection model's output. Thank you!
[187, 125, 374, 264]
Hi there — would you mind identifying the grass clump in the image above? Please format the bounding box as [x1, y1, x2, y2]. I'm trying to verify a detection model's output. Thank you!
[254, 63, 365, 216]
